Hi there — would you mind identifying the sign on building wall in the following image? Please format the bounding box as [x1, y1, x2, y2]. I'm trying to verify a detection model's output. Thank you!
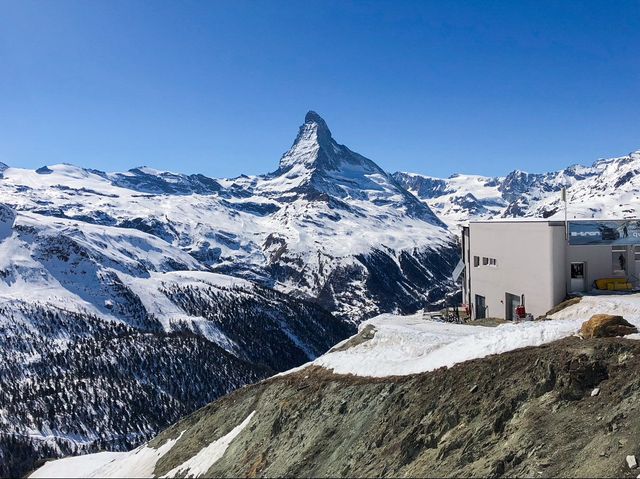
[568, 220, 640, 245]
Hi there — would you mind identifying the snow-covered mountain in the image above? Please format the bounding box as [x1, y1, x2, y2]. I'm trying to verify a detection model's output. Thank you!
[0, 111, 460, 476]
[394, 149, 640, 230]
[0, 203, 352, 477]
[0, 112, 459, 322]
[10, 109, 636, 477]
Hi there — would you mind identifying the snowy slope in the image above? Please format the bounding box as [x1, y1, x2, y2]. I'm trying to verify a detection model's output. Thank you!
[0, 204, 351, 478]
[30, 432, 185, 479]
[294, 292, 640, 377]
[30, 413, 255, 479]
[291, 313, 581, 377]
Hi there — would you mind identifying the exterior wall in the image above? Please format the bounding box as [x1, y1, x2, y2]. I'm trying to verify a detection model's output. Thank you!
[550, 225, 568, 307]
[566, 244, 639, 290]
[468, 221, 564, 319]
[461, 226, 471, 307]
[465, 219, 640, 320]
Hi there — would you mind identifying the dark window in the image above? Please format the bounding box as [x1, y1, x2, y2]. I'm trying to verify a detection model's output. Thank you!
[571, 263, 584, 279]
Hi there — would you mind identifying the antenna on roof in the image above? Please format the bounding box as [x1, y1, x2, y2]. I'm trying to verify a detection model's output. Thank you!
[562, 187, 568, 241]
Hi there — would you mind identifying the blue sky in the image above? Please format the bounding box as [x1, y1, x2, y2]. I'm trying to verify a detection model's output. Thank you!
[1, 1, 639, 178]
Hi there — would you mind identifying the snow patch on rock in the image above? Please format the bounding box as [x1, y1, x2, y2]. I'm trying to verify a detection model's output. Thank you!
[161, 411, 255, 478]
[30, 432, 183, 478]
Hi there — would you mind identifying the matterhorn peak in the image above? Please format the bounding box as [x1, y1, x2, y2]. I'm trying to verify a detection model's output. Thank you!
[300, 110, 333, 143]
[278, 111, 337, 172]
[304, 110, 330, 132]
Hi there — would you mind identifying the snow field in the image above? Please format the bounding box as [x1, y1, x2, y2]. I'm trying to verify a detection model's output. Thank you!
[31, 410, 256, 479]
[309, 293, 640, 377]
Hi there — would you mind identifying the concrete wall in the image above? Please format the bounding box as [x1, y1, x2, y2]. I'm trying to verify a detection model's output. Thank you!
[468, 221, 564, 319]
[566, 244, 639, 291]
[550, 225, 568, 307]
[461, 227, 471, 307]
[466, 220, 640, 319]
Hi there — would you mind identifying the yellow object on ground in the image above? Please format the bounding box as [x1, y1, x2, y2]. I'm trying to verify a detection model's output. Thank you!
[595, 278, 632, 291]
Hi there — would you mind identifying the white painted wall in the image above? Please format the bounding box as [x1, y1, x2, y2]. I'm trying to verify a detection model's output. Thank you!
[468, 221, 565, 319]
[566, 244, 639, 290]
[465, 220, 640, 319]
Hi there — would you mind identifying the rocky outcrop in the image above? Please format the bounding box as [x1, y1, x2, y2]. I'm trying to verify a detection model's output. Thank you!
[580, 314, 638, 338]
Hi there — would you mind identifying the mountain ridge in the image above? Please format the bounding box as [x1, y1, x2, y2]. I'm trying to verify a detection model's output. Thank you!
[394, 148, 640, 231]
[8, 111, 636, 477]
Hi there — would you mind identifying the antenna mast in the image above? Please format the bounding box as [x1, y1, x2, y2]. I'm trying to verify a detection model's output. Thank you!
[562, 187, 568, 241]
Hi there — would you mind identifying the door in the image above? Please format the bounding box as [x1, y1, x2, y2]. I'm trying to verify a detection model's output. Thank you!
[475, 295, 486, 319]
[570, 262, 586, 292]
[505, 293, 521, 320]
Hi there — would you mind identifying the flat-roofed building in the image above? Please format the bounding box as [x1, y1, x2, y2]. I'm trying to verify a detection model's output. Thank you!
[460, 219, 640, 320]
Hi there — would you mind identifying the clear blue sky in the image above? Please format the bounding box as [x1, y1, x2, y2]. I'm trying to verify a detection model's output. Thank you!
[1, 1, 639, 178]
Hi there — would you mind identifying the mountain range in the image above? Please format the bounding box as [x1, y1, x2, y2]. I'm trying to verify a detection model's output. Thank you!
[394, 149, 640, 231]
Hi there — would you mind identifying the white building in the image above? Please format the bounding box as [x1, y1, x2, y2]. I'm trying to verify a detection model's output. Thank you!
[460, 219, 640, 320]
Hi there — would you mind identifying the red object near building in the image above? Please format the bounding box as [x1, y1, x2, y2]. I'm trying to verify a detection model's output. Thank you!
[515, 305, 526, 319]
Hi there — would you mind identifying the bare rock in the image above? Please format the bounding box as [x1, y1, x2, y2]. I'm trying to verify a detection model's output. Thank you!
[627, 455, 638, 469]
[580, 314, 638, 339]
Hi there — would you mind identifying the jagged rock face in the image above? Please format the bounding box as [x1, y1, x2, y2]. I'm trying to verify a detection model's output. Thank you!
[394, 172, 508, 231]
[243, 112, 456, 319]
[393, 172, 451, 199]
[0, 204, 15, 238]
[262, 111, 445, 226]
[110, 167, 223, 195]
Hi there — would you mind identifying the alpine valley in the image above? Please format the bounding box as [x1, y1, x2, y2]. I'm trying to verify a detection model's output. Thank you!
[1, 111, 639, 477]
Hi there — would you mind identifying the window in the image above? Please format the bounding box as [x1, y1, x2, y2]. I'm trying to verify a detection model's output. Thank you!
[475, 256, 497, 267]
[571, 262, 584, 279]
[634, 246, 640, 261]
[612, 246, 627, 274]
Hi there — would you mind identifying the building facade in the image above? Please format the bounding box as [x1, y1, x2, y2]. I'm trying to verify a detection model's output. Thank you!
[461, 219, 640, 320]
